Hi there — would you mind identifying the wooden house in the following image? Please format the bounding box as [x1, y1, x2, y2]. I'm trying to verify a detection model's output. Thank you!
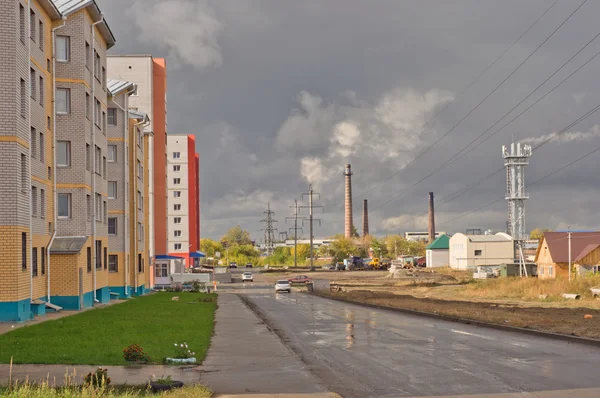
[535, 232, 600, 279]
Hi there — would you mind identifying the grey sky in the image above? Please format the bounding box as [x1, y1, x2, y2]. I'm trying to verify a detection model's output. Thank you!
[100, 0, 600, 240]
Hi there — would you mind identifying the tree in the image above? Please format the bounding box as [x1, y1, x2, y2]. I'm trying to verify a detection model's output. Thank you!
[329, 235, 360, 263]
[200, 238, 223, 256]
[351, 225, 359, 238]
[220, 226, 253, 247]
[383, 235, 403, 258]
[291, 244, 310, 262]
[370, 237, 388, 258]
[530, 228, 552, 240]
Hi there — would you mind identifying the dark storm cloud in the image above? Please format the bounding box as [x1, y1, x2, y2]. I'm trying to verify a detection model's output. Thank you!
[99, 0, 600, 239]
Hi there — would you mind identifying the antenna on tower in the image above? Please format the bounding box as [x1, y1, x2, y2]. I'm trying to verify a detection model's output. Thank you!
[260, 203, 278, 256]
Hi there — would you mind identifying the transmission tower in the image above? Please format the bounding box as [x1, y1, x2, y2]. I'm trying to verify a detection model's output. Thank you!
[260, 203, 278, 255]
[300, 185, 324, 271]
[286, 199, 305, 268]
[502, 142, 532, 240]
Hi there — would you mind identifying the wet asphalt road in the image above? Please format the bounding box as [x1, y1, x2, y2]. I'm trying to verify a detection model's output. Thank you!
[240, 288, 600, 398]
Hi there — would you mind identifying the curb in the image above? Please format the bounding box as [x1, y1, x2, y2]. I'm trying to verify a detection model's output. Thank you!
[311, 292, 600, 348]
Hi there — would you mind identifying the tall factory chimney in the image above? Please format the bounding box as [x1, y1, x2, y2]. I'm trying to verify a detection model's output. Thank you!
[344, 164, 353, 238]
[362, 199, 369, 237]
[428, 192, 435, 243]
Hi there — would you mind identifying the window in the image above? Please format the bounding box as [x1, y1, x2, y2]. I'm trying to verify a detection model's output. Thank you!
[30, 68, 36, 99]
[56, 88, 69, 114]
[41, 248, 45, 275]
[95, 145, 101, 174]
[173, 165, 180, 172]
[174, 204, 181, 211]
[174, 230, 182, 237]
[108, 181, 117, 199]
[540, 266, 545, 276]
[86, 194, 91, 221]
[95, 240, 102, 269]
[95, 99, 101, 126]
[108, 108, 117, 125]
[138, 129, 143, 148]
[138, 223, 142, 241]
[47, 58, 51, 72]
[40, 189, 45, 218]
[21, 154, 27, 192]
[47, 116, 51, 129]
[94, 50, 100, 79]
[173, 191, 181, 198]
[20, 78, 26, 117]
[30, 10, 35, 41]
[85, 42, 90, 69]
[22, 232, 27, 270]
[549, 266, 554, 276]
[31, 186, 38, 216]
[39, 21, 43, 50]
[108, 217, 117, 235]
[86, 247, 91, 272]
[102, 111, 106, 134]
[103, 200, 107, 223]
[104, 247, 107, 270]
[96, 193, 101, 221]
[173, 178, 181, 185]
[39, 76, 44, 106]
[58, 193, 71, 218]
[137, 191, 142, 210]
[173, 152, 180, 159]
[138, 253, 143, 273]
[32, 247, 38, 277]
[57, 141, 70, 166]
[20, 5, 25, 43]
[39, 132, 44, 162]
[31, 127, 37, 159]
[109, 254, 118, 272]
[102, 67, 106, 89]
[86, 93, 90, 119]
[103, 157, 106, 178]
[175, 243, 182, 250]
[156, 264, 168, 278]
[56, 36, 69, 62]
[174, 217, 182, 224]
[48, 166, 51, 180]
[108, 145, 117, 162]
[474, 250, 482, 256]
[86, 144, 91, 171]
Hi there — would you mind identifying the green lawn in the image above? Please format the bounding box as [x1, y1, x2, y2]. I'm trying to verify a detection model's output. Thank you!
[0, 292, 216, 365]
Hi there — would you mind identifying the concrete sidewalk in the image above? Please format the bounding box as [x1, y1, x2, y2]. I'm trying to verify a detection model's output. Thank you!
[199, 293, 329, 396]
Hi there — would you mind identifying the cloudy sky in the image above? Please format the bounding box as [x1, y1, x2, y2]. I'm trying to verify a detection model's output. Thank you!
[101, 0, 600, 240]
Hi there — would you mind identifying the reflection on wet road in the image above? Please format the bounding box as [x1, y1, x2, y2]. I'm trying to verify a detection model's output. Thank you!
[242, 290, 600, 398]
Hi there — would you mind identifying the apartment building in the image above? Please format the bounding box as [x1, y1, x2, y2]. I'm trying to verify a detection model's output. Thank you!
[106, 55, 168, 286]
[167, 135, 200, 268]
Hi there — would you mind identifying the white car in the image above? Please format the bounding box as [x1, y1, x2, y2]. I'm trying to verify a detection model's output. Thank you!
[275, 280, 291, 293]
[242, 272, 253, 282]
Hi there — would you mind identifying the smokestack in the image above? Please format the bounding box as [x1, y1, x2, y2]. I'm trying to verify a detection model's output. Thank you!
[362, 199, 369, 237]
[344, 164, 353, 238]
[428, 192, 435, 243]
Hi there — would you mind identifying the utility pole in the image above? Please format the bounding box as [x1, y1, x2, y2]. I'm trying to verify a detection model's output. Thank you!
[300, 185, 323, 272]
[568, 225, 572, 282]
[286, 199, 304, 268]
[260, 203, 278, 256]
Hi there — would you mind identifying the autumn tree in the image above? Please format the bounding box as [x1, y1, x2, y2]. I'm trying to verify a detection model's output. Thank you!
[530, 228, 552, 240]
[221, 226, 253, 247]
[200, 238, 223, 256]
[330, 235, 360, 263]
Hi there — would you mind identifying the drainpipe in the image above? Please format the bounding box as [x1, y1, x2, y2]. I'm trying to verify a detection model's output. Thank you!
[28, 0, 32, 306]
[132, 119, 146, 294]
[111, 90, 133, 296]
[47, 18, 67, 305]
[91, 16, 104, 303]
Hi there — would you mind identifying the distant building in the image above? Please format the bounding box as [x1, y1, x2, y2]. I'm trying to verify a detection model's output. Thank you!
[404, 231, 446, 242]
[425, 235, 450, 268]
[535, 232, 600, 279]
[449, 233, 514, 269]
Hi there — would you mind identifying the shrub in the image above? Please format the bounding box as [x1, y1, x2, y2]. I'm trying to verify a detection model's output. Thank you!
[122, 344, 151, 363]
[173, 342, 195, 359]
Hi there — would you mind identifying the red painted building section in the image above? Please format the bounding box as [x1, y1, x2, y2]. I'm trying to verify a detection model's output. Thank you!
[187, 135, 198, 256]
[195, 153, 200, 246]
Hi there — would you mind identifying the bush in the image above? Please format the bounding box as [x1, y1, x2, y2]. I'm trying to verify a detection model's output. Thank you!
[84, 367, 111, 388]
[122, 344, 151, 363]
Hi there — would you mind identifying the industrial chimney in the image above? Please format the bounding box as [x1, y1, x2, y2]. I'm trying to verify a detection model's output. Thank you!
[428, 192, 435, 243]
[344, 164, 353, 238]
[362, 199, 369, 237]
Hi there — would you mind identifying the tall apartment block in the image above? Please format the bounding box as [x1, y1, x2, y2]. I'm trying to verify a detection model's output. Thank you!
[106, 56, 168, 282]
[106, 80, 151, 298]
[167, 135, 200, 268]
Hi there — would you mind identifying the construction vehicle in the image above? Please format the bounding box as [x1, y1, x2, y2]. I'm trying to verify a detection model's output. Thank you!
[344, 256, 365, 271]
[368, 257, 383, 270]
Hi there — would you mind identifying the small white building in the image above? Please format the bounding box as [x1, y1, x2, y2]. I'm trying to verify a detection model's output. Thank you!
[449, 233, 514, 270]
[425, 235, 450, 268]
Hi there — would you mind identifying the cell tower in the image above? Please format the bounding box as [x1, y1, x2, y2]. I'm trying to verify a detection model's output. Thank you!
[502, 142, 532, 241]
[260, 203, 278, 255]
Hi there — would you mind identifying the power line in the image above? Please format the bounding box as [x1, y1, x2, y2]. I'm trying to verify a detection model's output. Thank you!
[299, 185, 323, 271]
[367, 20, 600, 215]
[349, 0, 561, 203]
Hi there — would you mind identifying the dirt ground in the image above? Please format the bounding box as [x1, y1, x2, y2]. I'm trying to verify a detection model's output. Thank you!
[322, 290, 600, 340]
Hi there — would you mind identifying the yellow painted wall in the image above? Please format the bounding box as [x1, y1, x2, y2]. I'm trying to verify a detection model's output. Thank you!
[0, 227, 30, 302]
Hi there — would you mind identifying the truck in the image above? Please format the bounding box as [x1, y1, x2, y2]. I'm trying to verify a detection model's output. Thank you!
[344, 256, 365, 271]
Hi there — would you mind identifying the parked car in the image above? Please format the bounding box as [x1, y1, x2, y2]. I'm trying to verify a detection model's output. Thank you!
[245, 263, 253, 268]
[229, 262, 237, 268]
[242, 272, 253, 282]
[287, 275, 311, 284]
[275, 280, 291, 293]
[322, 264, 336, 270]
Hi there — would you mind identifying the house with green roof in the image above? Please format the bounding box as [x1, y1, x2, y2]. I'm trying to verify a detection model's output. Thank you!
[425, 234, 450, 268]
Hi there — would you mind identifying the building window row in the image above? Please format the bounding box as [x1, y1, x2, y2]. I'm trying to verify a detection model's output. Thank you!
[108, 145, 117, 162]
[31, 186, 46, 219]
[109, 254, 118, 272]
